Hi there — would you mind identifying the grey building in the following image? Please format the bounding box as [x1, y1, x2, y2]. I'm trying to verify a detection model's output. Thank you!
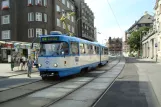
[0, 0, 75, 42]
[74, 0, 95, 41]
[127, 12, 154, 34]
[0, 0, 76, 62]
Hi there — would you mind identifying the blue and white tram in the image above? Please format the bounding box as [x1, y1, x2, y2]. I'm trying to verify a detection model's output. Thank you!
[37, 31, 109, 79]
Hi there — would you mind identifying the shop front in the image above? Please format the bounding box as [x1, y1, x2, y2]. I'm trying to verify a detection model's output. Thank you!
[0, 42, 14, 63]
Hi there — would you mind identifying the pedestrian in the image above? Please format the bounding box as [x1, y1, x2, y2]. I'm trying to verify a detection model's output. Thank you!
[20, 57, 23, 70]
[22, 56, 26, 70]
[27, 56, 33, 78]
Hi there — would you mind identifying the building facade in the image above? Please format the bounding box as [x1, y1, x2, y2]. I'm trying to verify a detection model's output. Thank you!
[123, 12, 154, 56]
[142, 0, 161, 62]
[0, 0, 76, 62]
[107, 37, 122, 55]
[74, 0, 95, 41]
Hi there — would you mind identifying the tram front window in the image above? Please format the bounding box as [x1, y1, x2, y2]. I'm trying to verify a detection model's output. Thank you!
[39, 42, 69, 56]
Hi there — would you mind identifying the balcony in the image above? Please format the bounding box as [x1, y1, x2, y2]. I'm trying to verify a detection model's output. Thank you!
[1, 6, 9, 10]
[27, 3, 33, 6]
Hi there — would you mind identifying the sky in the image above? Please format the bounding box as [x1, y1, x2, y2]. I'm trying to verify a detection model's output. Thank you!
[85, 0, 155, 44]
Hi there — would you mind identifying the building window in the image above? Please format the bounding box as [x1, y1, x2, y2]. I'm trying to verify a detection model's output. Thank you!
[57, 19, 61, 27]
[28, 28, 34, 38]
[62, 0, 65, 5]
[44, 0, 47, 6]
[56, 5, 60, 12]
[1, 0, 10, 10]
[2, 30, 10, 40]
[35, 12, 42, 21]
[63, 23, 65, 29]
[28, 0, 34, 6]
[28, 12, 34, 21]
[68, 24, 70, 31]
[72, 26, 74, 33]
[71, 5, 74, 11]
[35, 0, 42, 6]
[71, 16, 74, 22]
[44, 29, 47, 35]
[44, 13, 47, 22]
[67, 13, 70, 20]
[36, 28, 42, 37]
[1, 15, 10, 24]
[67, 1, 70, 8]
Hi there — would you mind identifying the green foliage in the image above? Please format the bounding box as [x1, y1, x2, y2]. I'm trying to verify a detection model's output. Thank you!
[127, 26, 151, 52]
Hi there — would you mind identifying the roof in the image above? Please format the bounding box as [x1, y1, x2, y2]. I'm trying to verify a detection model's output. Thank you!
[127, 13, 153, 32]
[137, 14, 154, 24]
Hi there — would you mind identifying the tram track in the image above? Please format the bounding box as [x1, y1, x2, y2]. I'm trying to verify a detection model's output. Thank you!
[42, 57, 121, 107]
[0, 56, 117, 92]
[0, 56, 118, 105]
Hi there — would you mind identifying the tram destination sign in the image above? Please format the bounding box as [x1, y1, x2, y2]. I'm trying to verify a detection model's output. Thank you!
[41, 37, 60, 42]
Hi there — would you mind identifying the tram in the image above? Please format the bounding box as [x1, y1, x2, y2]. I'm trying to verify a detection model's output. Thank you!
[37, 31, 109, 79]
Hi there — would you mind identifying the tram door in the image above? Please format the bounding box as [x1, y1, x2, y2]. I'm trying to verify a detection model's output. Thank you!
[70, 42, 79, 66]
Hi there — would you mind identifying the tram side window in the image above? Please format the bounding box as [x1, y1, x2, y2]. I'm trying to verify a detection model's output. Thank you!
[94, 46, 96, 54]
[79, 43, 86, 54]
[84, 44, 89, 54]
[102, 48, 104, 55]
[89, 45, 93, 54]
[104, 48, 108, 55]
[70, 42, 79, 55]
[96, 47, 99, 54]
[60, 42, 69, 55]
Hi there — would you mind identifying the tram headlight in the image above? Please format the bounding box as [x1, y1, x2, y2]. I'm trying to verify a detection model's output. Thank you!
[38, 64, 42, 67]
[54, 63, 58, 67]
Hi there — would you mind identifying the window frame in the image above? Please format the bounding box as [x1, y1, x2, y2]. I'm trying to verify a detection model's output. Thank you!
[44, 29, 47, 35]
[57, 18, 61, 27]
[1, 15, 10, 24]
[28, 28, 34, 38]
[44, 0, 47, 6]
[56, 5, 60, 12]
[1, 30, 10, 40]
[28, 12, 34, 21]
[70, 41, 79, 55]
[62, 0, 66, 5]
[67, 1, 70, 8]
[44, 13, 47, 22]
[36, 28, 42, 37]
[35, 12, 42, 21]
[28, 0, 34, 5]
[35, 0, 42, 5]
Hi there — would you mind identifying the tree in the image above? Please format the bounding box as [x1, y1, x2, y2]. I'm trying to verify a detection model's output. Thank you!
[127, 26, 151, 52]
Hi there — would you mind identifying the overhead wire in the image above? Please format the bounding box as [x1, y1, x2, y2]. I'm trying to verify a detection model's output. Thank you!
[106, 0, 124, 38]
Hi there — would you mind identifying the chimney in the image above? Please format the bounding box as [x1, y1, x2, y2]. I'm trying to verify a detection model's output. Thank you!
[144, 11, 148, 15]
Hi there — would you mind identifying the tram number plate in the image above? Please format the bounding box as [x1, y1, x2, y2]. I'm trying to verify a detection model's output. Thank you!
[75, 57, 79, 62]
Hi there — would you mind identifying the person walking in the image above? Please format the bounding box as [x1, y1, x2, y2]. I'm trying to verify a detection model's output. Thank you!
[27, 56, 33, 78]
[20, 57, 23, 70]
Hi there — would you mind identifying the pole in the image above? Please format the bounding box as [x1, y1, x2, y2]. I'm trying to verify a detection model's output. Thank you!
[140, 33, 141, 58]
[156, 47, 157, 62]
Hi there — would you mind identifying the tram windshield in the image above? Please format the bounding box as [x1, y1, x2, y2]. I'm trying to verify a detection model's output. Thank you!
[39, 42, 69, 56]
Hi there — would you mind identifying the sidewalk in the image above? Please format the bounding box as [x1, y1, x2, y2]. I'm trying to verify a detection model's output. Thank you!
[135, 58, 161, 106]
[94, 57, 160, 107]
[140, 58, 161, 63]
[0, 64, 38, 78]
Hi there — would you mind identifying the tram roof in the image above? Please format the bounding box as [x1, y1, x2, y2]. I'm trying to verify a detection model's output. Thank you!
[40, 34, 108, 48]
